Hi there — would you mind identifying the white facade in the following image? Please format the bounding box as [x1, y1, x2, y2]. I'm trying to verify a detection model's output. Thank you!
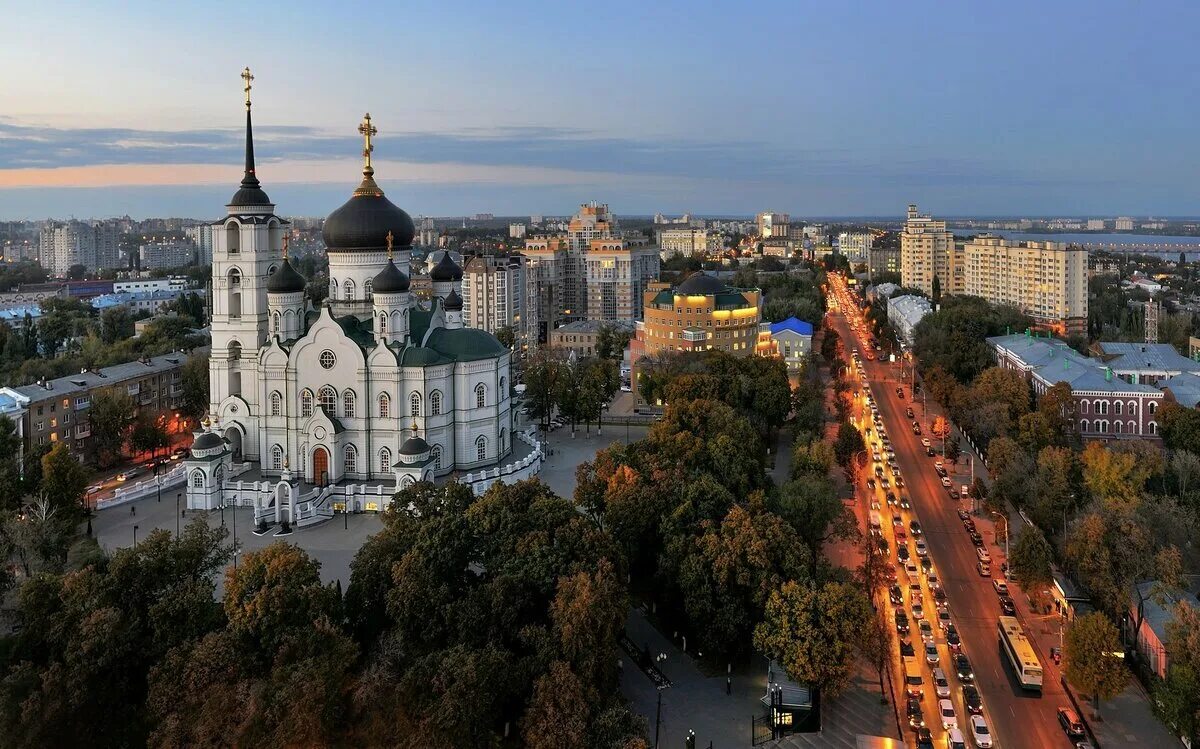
[837, 232, 872, 262]
[39, 220, 123, 276]
[186, 224, 214, 264]
[139, 241, 196, 270]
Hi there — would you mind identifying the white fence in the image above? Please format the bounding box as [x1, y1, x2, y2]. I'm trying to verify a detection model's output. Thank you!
[95, 465, 186, 510]
[461, 430, 544, 495]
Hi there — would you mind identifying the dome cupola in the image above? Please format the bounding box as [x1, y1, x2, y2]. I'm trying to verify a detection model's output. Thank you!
[321, 113, 415, 251]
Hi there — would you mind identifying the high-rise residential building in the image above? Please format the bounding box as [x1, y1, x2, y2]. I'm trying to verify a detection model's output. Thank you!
[757, 212, 790, 238]
[39, 220, 125, 276]
[522, 236, 570, 343]
[139, 241, 196, 271]
[584, 238, 661, 323]
[186, 224, 214, 264]
[962, 236, 1088, 335]
[630, 272, 761, 403]
[462, 254, 526, 343]
[657, 227, 719, 257]
[508, 223, 527, 239]
[1115, 217, 1135, 231]
[837, 232, 873, 262]
[900, 204, 960, 296]
[868, 245, 901, 280]
[1086, 219, 1106, 231]
[566, 202, 618, 319]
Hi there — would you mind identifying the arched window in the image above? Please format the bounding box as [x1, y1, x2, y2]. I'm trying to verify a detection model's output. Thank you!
[191, 470, 205, 488]
[1149, 421, 1157, 435]
[475, 383, 486, 408]
[226, 222, 240, 253]
[379, 314, 387, 334]
[475, 435, 487, 461]
[300, 389, 314, 418]
[364, 279, 373, 298]
[270, 391, 282, 416]
[410, 391, 422, 417]
[500, 428, 507, 453]
[343, 389, 356, 418]
[228, 268, 241, 286]
[319, 386, 337, 414]
[330, 278, 339, 299]
[431, 444, 443, 470]
[1149, 401, 1158, 415]
[1114, 421, 1123, 434]
[1127, 420, 1136, 434]
[273, 311, 281, 336]
[500, 376, 507, 398]
[379, 447, 392, 473]
[1080, 400, 1089, 414]
[379, 392, 391, 418]
[271, 444, 283, 470]
[344, 279, 355, 300]
[1115, 402, 1123, 416]
[229, 341, 242, 362]
[1080, 419, 1089, 433]
[344, 444, 357, 474]
[430, 390, 443, 416]
[1128, 401, 1138, 416]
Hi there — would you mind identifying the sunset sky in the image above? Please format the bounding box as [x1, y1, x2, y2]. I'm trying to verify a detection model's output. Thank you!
[3, 0, 1199, 219]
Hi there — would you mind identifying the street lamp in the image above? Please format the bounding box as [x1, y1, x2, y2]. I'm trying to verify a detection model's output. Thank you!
[176, 491, 182, 538]
[132, 524, 139, 547]
[990, 511, 1009, 561]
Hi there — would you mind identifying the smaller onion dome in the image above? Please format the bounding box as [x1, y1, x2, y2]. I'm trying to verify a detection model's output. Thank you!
[192, 432, 223, 450]
[430, 252, 463, 281]
[443, 288, 463, 311]
[372, 259, 410, 294]
[398, 434, 431, 457]
[266, 257, 306, 294]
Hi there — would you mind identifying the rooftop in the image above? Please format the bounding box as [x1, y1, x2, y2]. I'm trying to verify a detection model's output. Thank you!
[1160, 372, 1200, 409]
[13, 350, 197, 401]
[769, 317, 814, 337]
[1134, 580, 1200, 641]
[988, 334, 1161, 394]
[1094, 341, 1200, 375]
[553, 319, 634, 334]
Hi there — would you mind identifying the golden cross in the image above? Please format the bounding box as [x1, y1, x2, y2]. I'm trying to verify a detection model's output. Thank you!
[241, 67, 254, 109]
[282, 235, 289, 259]
[386, 230, 394, 258]
[358, 113, 377, 171]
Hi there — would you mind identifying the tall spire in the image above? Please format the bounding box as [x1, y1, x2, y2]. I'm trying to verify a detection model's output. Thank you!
[228, 67, 271, 208]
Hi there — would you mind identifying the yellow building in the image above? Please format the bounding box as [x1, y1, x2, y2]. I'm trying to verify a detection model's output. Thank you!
[631, 272, 761, 402]
[900, 204, 961, 295]
[962, 235, 1088, 335]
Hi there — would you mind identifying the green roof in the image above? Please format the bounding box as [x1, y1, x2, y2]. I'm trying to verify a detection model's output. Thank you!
[425, 327, 508, 362]
[714, 292, 751, 309]
[335, 314, 376, 350]
[398, 345, 450, 367]
[410, 307, 434, 345]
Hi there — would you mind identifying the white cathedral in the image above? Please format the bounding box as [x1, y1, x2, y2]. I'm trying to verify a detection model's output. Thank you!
[185, 71, 525, 524]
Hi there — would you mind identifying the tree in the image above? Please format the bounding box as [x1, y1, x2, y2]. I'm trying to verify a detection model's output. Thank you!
[87, 388, 137, 467]
[39, 442, 89, 519]
[1160, 403, 1200, 453]
[753, 580, 875, 698]
[521, 661, 589, 749]
[772, 477, 856, 579]
[495, 324, 516, 350]
[931, 274, 941, 307]
[1030, 446, 1083, 536]
[1008, 526, 1053, 596]
[1064, 612, 1130, 716]
[833, 421, 866, 474]
[945, 436, 961, 463]
[790, 439, 835, 480]
[1158, 604, 1200, 744]
[129, 415, 170, 460]
[99, 306, 135, 344]
[179, 354, 209, 421]
[1082, 441, 1147, 511]
[1172, 450, 1200, 499]
[0, 415, 25, 511]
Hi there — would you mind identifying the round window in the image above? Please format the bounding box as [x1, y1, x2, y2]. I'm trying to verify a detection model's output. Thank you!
[319, 350, 336, 369]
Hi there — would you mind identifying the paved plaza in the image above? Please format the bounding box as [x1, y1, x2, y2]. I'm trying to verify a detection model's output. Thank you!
[90, 422, 651, 588]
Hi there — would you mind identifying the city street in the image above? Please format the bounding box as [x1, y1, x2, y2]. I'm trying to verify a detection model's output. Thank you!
[828, 274, 1072, 749]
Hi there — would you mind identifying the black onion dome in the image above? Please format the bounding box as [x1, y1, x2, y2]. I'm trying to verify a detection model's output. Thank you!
[266, 258, 306, 293]
[192, 432, 223, 450]
[676, 271, 727, 295]
[443, 288, 463, 311]
[398, 434, 431, 456]
[372, 259, 410, 294]
[430, 252, 463, 281]
[322, 179, 415, 251]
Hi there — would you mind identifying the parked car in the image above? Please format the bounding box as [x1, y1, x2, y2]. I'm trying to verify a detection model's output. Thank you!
[926, 446, 936, 456]
[941, 476, 952, 488]
[993, 580, 1009, 596]
[946, 625, 962, 651]
[970, 714, 994, 748]
[957, 508, 971, 521]
[954, 653, 974, 682]
[889, 584, 903, 606]
[999, 596, 1016, 616]
[906, 407, 915, 418]
[895, 611, 910, 634]
[962, 684, 982, 714]
[1058, 707, 1086, 739]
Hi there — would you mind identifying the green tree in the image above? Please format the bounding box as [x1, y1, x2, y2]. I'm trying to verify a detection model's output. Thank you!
[129, 415, 170, 460]
[99, 305, 135, 344]
[0, 415, 25, 511]
[753, 580, 875, 698]
[87, 388, 137, 467]
[1158, 603, 1200, 744]
[931, 274, 941, 306]
[1008, 526, 1053, 595]
[833, 421, 866, 474]
[1173, 451, 1200, 499]
[1065, 612, 1130, 716]
[495, 324, 516, 350]
[179, 354, 209, 421]
[772, 477, 856, 579]
[40, 442, 89, 519]
[1160, 403, 1200, 453]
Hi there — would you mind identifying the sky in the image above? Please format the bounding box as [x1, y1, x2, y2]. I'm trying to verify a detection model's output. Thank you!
[2, 0, 1199, 220]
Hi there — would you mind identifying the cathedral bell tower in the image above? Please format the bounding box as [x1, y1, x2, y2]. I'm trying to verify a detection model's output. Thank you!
[208, 68, 288, 461]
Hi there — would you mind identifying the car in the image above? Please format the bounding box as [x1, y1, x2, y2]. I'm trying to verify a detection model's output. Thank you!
[873, 451, 882, 463]
[895, 611, 910, 634]
[86, 484, 104, 496]
[866, 478, 876, 490]
[932, 667, 951, 698]
[925, 642, 940, 666]
[976, 560, 991, 577]
[172, 445, 188, 457]
[926, 446, 936, 456]
[920, 556, 934, 575]
[934, 460, 944, 471]
[893, 513, 904, 527]
[897, 545, 910, 563]
[895, 527, 908, 543]
[912, 423, 922, 435]
[1058, 707, 1086, 739]
[970, 532, 984, 547]
[957, 508, 970, 521]
[886, 492, 898, 506]
[899, 495, 911, 509]
[946, 625, 962, 651]
[884, 491, 897, 506]
[115, 469, 141, 482]
[961, 684, 982, 714]
[927, 573, 942, 590]
[906, 407, 915, 418]
[906, 562, 921, 581]
[963, 518, 977, 533]
[894, 475, 906, 488]
[906, 697, 925, 728]
[915, 540, 928, 557]
[999, 596, 1016, 616]
[897, 390, 905, 400]
[938, 699, 958, 730]
[875, 466, 885, 479]
[909, 520, 923, 536]
[914, 726, 934, 749]
[889, 584, 903, 606]
[976, 547, 991, 563]
[941, 475, 952, 488]
[937, 609, 952, 630]
[880, 478, 890, 489]
[954, 653, 974, 682]
[969, 714, 993, 748]
[918, 620, 934, 643]
[885, 563, 898, 582]
[993, 580, 1009, 596]
[911, 601, 924, 620]
[870, 498, 882, 510]
[946, 727, 967, 749]
[936, 466, 948, 478]
[922, 438, 931, 448]
[899, 638, 916, 658]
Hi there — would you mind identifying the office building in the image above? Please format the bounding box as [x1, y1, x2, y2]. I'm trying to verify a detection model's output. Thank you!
[757, 212, 790, 238]
[138, 241, 196, 271]
[900, 204, 959, 296]
[114, 277, 189, 294]
[584, 238, 660, 323]
[631, 272, 761, 402]
[462, 254, 526, 342]
[838, 232, 873, 262]
[962, 236, 1088, 335]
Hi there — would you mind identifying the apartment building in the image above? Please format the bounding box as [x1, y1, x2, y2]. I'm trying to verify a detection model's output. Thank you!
[185, 224, 214, 264]
[757, 212, 790, 238]
[585, 239, 660, 323]
[12, 351, 197, 464]
[837, 232, 873, 262]
[868, 245, 901, 280]
[138, 241, 196, 271]
[566, 202, 619, 319]
[900, 204, 960, 296]
[462, 254, 526, 341]
[962, 236, 1088, 335]
[657, 227, 721, 257]
[549, 319, 633, 358]
[523, 236, 569, 343]
[39, 220, 124, 276]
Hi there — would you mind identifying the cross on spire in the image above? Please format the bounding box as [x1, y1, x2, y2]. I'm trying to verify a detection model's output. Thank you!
[359, 113, 377, 175]
[386, 230, 394, 259]
[282, 234, 289, 259]
[241, 67, 254, 109]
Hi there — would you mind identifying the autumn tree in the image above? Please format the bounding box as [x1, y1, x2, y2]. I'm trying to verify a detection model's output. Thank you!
[1065, 612, 1130, 716]
[1157, 603, 1200, 743]
[40, 442, 89, 520]
[1008, 526, 1053, 597]
[87, 388, 137, 467]
[1082, 441, 1149, 511]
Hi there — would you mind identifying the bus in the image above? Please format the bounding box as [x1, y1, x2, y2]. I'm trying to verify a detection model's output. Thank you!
[997, 615, 1043, 691]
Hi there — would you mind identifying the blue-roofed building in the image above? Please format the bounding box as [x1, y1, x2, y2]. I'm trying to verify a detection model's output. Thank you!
[989, 332, 1165, 440]
[1091, 341, 1200, 386]
[1160, 372, 1200, 410]
[90, 288, 187, 315]
[762, 317, 814, 373]
[1128, 580, 1200, 679]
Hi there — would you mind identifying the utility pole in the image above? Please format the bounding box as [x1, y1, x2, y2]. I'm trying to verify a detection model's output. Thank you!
[654, 691, 662, 749]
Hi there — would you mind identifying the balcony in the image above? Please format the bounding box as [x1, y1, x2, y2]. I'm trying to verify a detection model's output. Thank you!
[75, 425, 91, 438]
[681, 328, 707, 343]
